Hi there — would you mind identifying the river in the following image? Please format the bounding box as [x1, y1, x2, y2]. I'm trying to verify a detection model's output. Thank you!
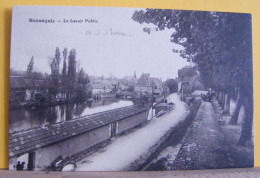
[9, 98, 133, 133]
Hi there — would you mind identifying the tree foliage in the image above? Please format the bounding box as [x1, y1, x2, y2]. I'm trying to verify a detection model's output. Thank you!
[132, 9, 253, 146]
[78, 68, 90, 85]
[47, 47, 91, 100]
[62, 47, 68, 79]
[68, 49, 77, 84]
[166, 79, 178, 93]
[49, 47, 61, 97]
[26, 56, 35, 89]
[26, 56, 34, 76]
[61, 48, 68, 97]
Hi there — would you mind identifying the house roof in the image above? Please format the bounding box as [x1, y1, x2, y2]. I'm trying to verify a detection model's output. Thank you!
[136, 73, 150, 86]
[9, 105, 148, 157]
[150, 78, 161, 86]
[136, 73, 161, 87]
[119, 76, 137, 86]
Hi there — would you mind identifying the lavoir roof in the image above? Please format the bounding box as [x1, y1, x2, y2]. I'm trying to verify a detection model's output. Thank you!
[9, 105, 148, 157]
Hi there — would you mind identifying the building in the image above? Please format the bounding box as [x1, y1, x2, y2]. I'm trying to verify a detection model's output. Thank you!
[9, 105, 149, 170]
[10, 76, 47, 104]
[10, 76, 29, 104]
[91, 83, 112, 95]
[118, 75, 137, 91]
[134, 73, 163, 97]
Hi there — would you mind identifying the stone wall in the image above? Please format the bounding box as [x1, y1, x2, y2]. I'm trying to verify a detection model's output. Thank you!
[31, 109, 149, 170]
[117, 110, 148, 135]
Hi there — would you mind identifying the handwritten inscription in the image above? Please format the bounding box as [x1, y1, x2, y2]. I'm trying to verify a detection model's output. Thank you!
[84, 28, 132, 37]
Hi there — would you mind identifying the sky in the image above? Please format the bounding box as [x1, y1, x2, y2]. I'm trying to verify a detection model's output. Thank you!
[10, 6, 189, 80]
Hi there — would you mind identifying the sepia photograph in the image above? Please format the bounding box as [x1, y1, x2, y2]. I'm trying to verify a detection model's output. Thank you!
[9, 6, 253, 171]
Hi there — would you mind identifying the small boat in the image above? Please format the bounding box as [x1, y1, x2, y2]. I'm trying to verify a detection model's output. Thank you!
[155, 110, 168, 118]
[154, 103, 174, 118]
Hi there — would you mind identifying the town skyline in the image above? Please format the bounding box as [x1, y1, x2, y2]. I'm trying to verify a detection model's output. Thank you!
[11, 65, 179, 83]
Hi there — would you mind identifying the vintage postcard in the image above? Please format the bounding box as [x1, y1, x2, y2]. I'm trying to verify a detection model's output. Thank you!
[9, 6, 253, 171]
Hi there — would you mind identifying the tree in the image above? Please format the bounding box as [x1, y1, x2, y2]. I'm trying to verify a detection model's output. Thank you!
[78, 68, 90, 85]
[49, 47, 61, 98]
[67, 49, 77, 97]
[127, 85, 135, 92]
[62, 48, 68, 98]
[76, 68, 91, 101]
[26, 56, 35, 93]
[78, 68, 86, 84]
[229, 88, 243, 124]
[49, 58, 59, 98]
[101, 74, 104, 81]
[55, 47, 61, 72]
[132, 10, 253, 146]
[166, 79, 178, 93]
[27, 56, 34, 77]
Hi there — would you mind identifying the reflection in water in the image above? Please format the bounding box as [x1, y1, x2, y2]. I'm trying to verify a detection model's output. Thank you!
[9, 98, 133, 132]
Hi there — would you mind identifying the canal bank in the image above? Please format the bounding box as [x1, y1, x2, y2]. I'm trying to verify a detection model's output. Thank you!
[133, 98, 202, 171]
[75, 93, 189, 171]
